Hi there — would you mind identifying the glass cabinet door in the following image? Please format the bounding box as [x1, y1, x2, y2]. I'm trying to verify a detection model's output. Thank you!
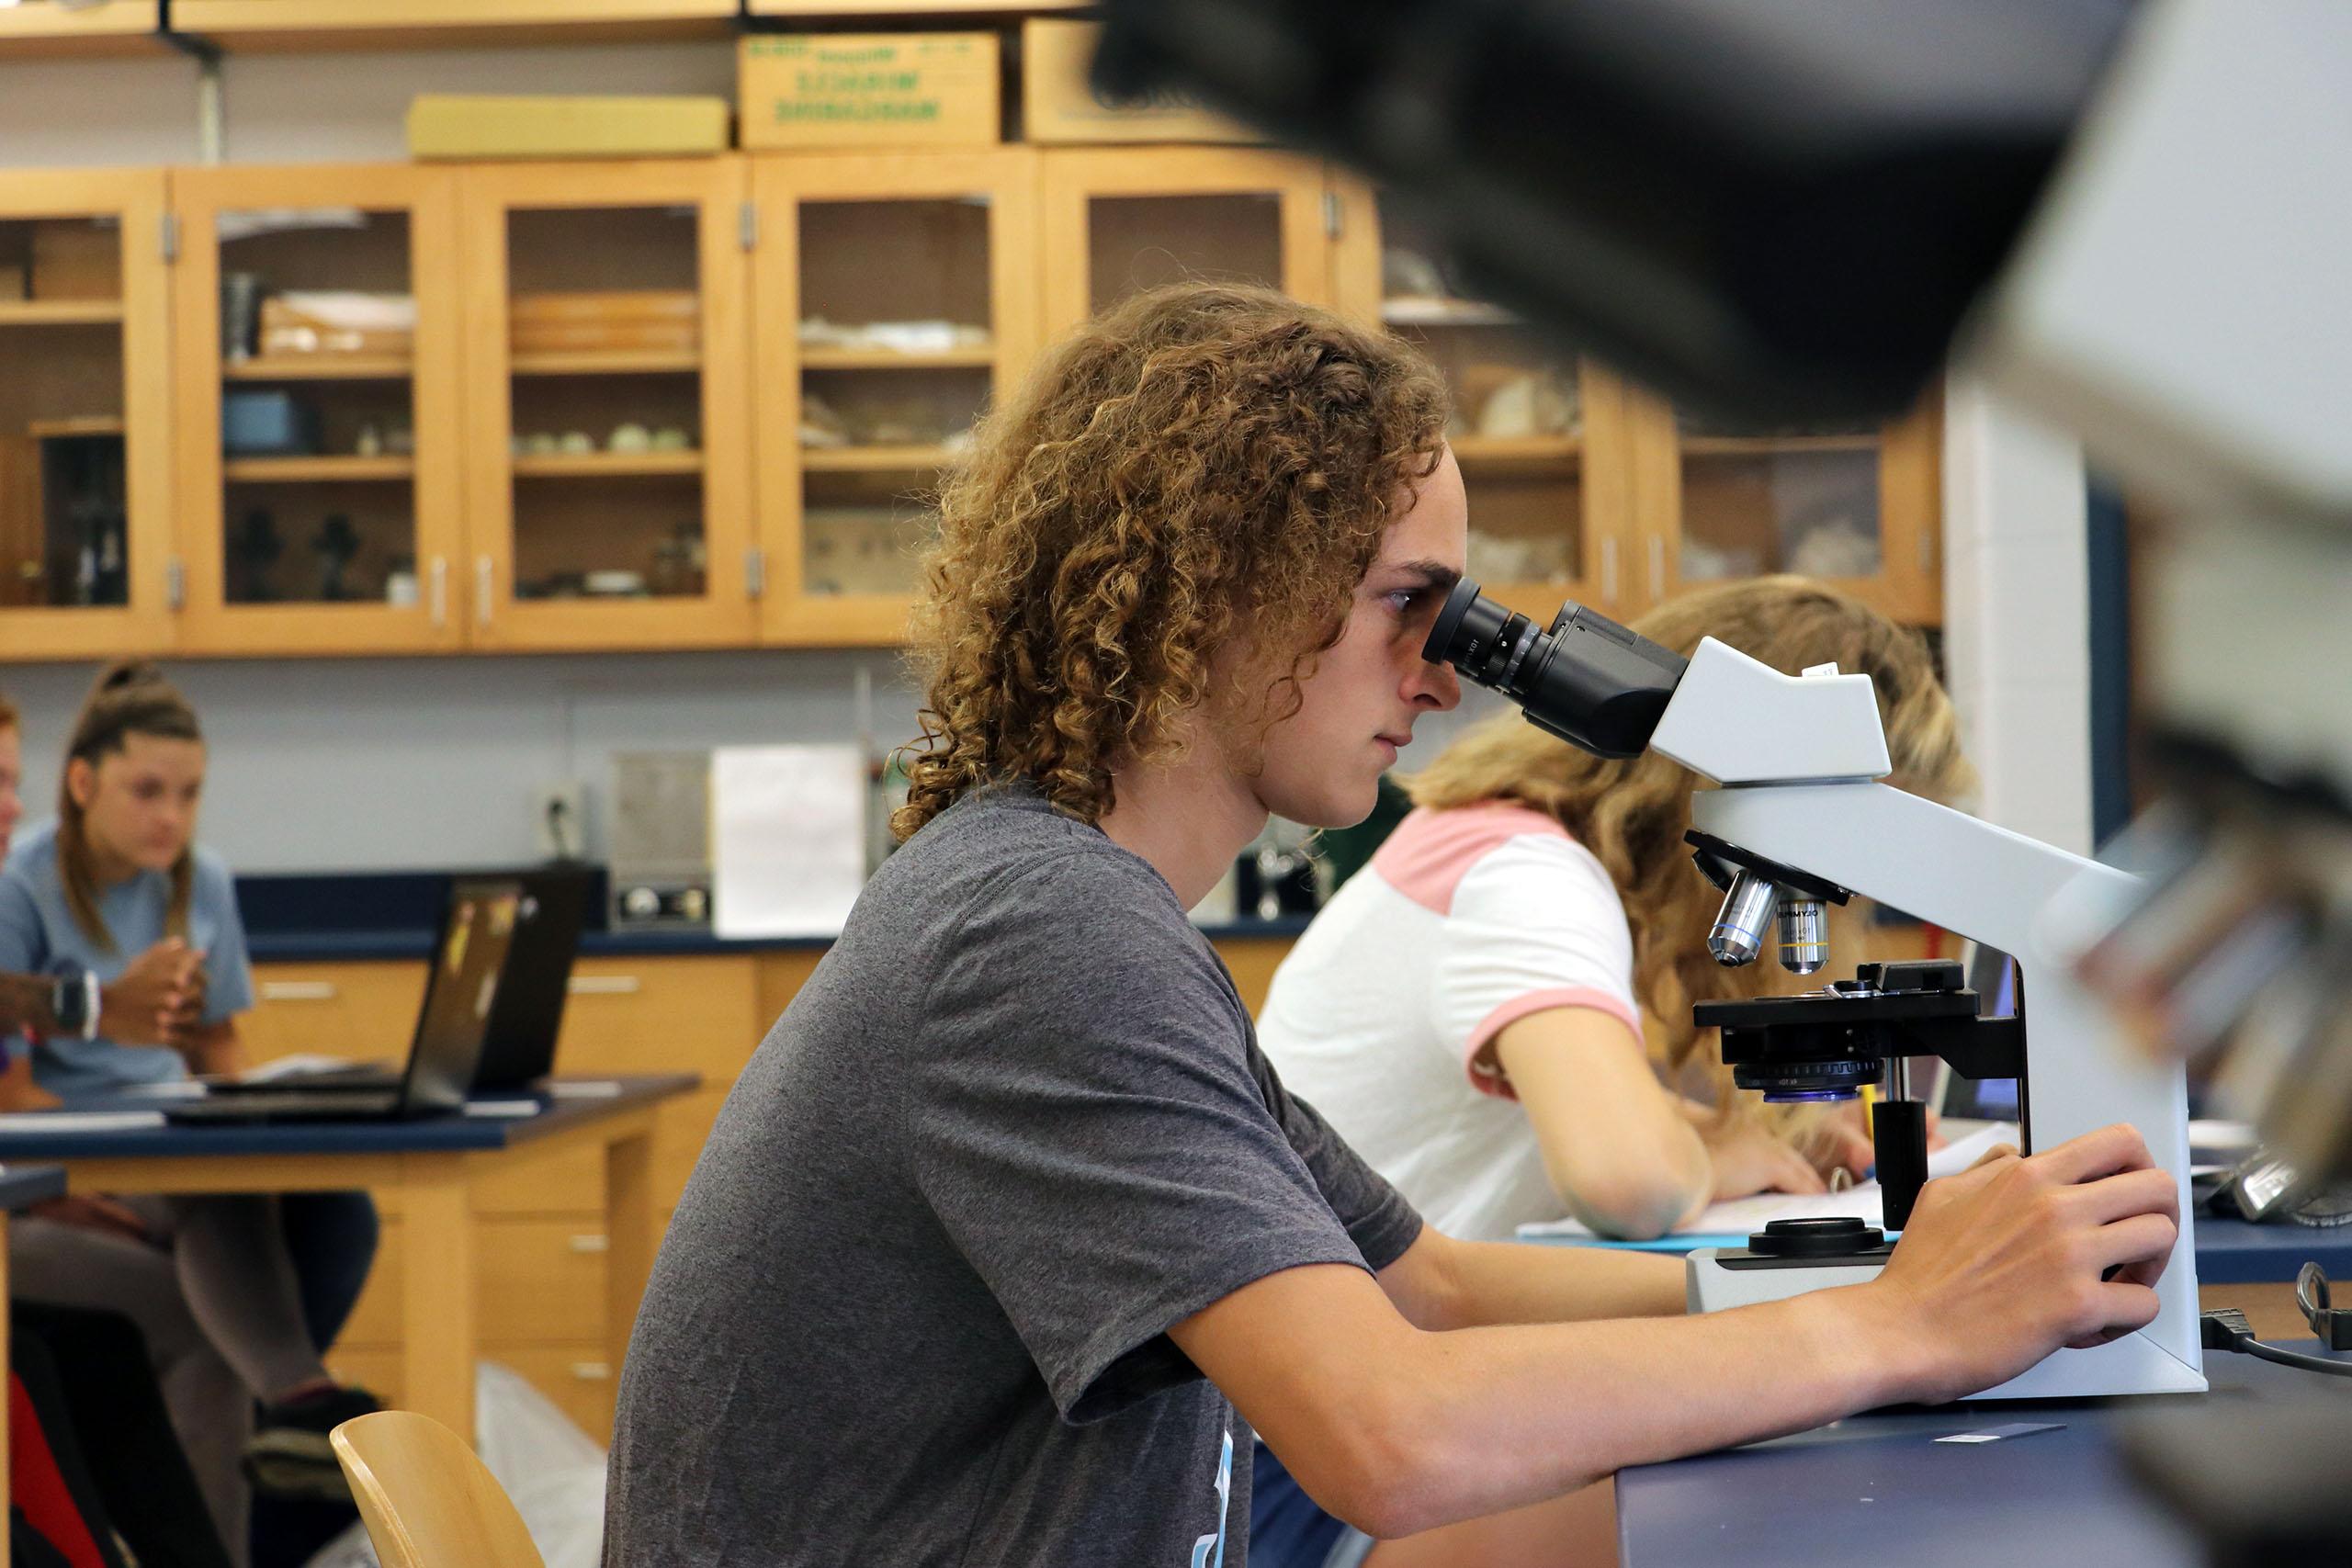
[0, 170, 173, 659]
[1040, 148, 1337, 339]
[1632, 387, 1942, 625]
[171, 164, 464, 653]
[458, 159, 753, 650]
[1358, 202, 1633, 623]
[752, 151, 1038, 646]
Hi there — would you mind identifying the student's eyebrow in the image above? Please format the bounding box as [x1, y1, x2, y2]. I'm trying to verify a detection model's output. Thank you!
[1380, 559, 1462, 594]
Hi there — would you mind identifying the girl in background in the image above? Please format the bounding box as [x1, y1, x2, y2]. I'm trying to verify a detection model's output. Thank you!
[1258, 577, 1975, 1244]
[0, 661, 379, 1562]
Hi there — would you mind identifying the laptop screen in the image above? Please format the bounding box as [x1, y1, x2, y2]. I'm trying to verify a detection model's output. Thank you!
[1940, 942, 2021, 1121]
[403, 877, 528, 1110]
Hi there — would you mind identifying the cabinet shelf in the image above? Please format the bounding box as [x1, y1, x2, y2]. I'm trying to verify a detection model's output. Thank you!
[0, 2, 161, 54]
[1680, 434, 1882, 457]
[512, 451, 703, 479]
[223, 356, 413, 382]
[799, 346, 996, 371]
[223, 455, 415, 482]
[1453, 435, 1581, 469]
[0, 299, 124, 326]
[799, 444, 961, 473]
[509, 349, 702, 378]
[167, 1, 736, 51]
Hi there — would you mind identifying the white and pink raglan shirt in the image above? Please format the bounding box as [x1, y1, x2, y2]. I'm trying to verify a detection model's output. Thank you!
[1257, 803, 1646, 1241]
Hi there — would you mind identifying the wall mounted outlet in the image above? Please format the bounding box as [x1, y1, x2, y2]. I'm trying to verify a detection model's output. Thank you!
[534, 781, 586, 860]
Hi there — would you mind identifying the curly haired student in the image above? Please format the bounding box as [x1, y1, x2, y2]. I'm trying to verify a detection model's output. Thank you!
[604, 284, 2177, 1568]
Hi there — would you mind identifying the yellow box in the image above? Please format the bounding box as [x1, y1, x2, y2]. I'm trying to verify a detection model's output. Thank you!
[1022, 20, 1260, 145]
[406, 95, 731, 161]
[740, 33, 1000, 150]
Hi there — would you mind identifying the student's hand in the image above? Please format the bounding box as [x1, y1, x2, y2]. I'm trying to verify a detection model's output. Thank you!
[1701, 1120, 1826, 1202]
[1810, 1105, 1879, 1180]
[28, 1194, 154, 1247]
[100, 940, 209, 1047]
[1865, 1123, 2177, 1404]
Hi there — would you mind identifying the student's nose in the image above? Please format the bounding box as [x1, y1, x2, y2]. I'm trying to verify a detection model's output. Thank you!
[1405, 652, 1460, 712]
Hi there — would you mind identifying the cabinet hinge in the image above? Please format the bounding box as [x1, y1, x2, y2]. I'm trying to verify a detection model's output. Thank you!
[739, 200, 759, 254]
[165, 558, 186, 611]
[160, 211, 180, 265]
[746, 547, 767, 601]
[1323, 189, 1342, 241]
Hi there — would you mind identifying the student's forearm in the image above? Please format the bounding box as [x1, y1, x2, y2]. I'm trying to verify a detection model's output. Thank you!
[1416, 1234, 1685, 1327]
[0, 974, 60, 1035]
[1380, 1286, 1919, 1533]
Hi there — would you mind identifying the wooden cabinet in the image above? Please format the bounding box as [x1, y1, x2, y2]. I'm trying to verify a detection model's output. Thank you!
[237, 960, 427, 1066]
[1628, 383, 1943, 626]
[1041, 147, 1344, 339]
[752, 149, 1041, 647]
[169, 164, 468, 654]
[12, 151, 1943, 658]
[456, 157, 756, 650]
[1332, 186, 1638, 624]
[0, 170, 175, 660]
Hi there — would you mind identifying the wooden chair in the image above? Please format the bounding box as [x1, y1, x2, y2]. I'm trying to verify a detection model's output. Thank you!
[329, 1411, 546, 1568]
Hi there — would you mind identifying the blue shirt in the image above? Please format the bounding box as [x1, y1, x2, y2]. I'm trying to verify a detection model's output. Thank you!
[0, 820, 254, 1099]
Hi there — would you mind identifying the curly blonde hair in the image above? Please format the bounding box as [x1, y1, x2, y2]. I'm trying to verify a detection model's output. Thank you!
[1407, 578, 1975, 1142]
[894, 283, 1450, 840]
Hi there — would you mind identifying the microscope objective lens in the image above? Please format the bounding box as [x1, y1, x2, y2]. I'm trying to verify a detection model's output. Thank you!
[1708, 871, 1779, 966]
[1778, 898, 1828, 975]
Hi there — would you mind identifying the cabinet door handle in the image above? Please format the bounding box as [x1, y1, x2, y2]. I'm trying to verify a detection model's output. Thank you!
[569, 1361, 613, 1382]
[1648, 536, 1667, 600]
[475, 556, 493, 627]
[259, 981, 339, 1002]
[1600, 536, 1619, 604]
[428, 556, 447, 627]
[567, 976, 641, 997]
[568, 1234, 610, 1254]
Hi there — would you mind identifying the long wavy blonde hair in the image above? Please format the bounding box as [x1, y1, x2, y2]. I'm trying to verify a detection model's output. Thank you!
[893, 283, 1450, 839]
[1407, 578, 1975, 1140]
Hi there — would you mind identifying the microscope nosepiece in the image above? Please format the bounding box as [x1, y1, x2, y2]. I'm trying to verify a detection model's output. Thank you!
[1708, 871, 1779, 966]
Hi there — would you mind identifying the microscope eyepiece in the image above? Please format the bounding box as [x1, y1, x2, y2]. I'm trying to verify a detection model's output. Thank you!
[1421, 580, 1690, 760]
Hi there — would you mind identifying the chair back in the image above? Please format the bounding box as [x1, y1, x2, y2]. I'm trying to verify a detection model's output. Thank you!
[329, 1411, 547, 1568]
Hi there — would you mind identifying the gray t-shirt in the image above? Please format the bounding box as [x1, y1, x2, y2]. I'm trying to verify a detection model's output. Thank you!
[605, 785, 1423, 1566]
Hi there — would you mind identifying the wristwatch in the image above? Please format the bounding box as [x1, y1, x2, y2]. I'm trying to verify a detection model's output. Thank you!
[50, 968, 100, 1041]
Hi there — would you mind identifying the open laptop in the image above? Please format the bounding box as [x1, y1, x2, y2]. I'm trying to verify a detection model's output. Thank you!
[1933, 942, 2021, 1124]
[470, 866, 588, 1089]
[168, 872, 556, 1124]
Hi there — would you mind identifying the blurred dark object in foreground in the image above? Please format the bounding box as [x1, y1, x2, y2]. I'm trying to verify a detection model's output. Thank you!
[1095, 0, 2134, 427]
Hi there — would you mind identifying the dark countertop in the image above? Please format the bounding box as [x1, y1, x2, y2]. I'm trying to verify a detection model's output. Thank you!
[235, 866, 1311, 962]
[1615, 1347, 2345, 1568]
[0, 1075, 698, 1160]
[0, 1166, 68, 1211]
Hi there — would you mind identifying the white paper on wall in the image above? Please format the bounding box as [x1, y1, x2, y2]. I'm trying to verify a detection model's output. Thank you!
[711, 744, 865, 939]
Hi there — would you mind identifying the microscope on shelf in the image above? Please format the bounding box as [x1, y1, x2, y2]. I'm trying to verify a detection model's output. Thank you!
[1423, 582, 2203, 1400]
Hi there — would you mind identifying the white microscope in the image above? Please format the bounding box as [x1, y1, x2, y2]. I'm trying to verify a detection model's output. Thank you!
[1423, 583, 2204, 1400]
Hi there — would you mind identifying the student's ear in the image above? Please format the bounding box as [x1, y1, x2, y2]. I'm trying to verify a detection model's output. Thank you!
[65, 757, 97, 811]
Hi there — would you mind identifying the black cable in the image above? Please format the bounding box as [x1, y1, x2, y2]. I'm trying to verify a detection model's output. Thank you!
[2201, 1307, 2352, 1379]
[2239, 1337, 2352, 1379]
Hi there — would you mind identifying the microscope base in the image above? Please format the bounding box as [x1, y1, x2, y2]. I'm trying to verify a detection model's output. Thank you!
[1686, 1247, 2210, 1399]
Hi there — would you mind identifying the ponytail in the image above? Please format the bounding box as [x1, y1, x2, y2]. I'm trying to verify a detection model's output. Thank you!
[58, 660, 202, 951]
